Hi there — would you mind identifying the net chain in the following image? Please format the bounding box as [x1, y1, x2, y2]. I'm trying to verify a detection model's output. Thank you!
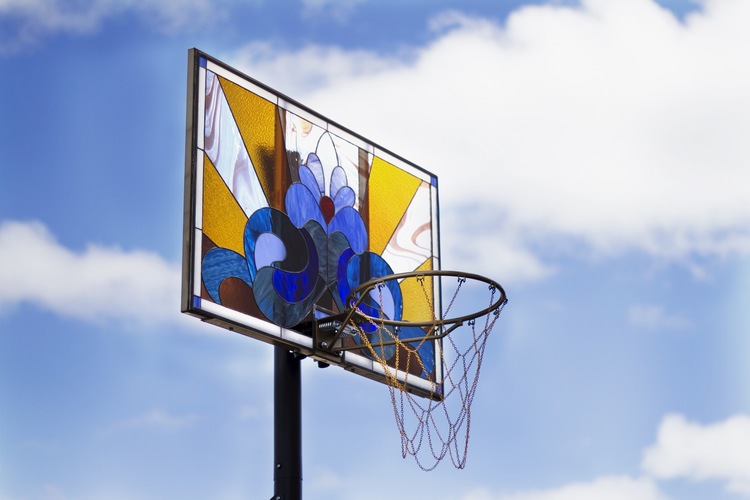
[349, 274, 506, 471]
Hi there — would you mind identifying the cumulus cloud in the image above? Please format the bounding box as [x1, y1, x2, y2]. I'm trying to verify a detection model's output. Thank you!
[231, 0, 750, 282]
[458, 413, 750, 499]
[231, 41, 408, 99]
[0, 220, 187, 328]
[642, 413, 750, 495]
[477, 476, 667, 500]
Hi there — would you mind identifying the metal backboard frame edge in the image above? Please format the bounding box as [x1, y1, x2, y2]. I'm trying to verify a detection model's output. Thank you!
[181, 48, 444, 400]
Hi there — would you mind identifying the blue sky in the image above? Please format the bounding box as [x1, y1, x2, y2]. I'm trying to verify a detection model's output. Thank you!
[2, 0, 750, 499]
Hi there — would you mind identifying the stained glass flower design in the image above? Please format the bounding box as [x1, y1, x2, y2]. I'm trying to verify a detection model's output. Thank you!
[202, 150, 370, 325]
[194, 64, 438, 382]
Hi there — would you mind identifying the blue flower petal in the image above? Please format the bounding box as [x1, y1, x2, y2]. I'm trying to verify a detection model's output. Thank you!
[271, 229, 320, 302]
[336, 247, 356, 311]
[326, 231, 349, 288]
[253, 266, 327, 327]
[343, 252, 400, 360]
[304, 153, 325, 198]
[242, 208, 327, 327]
[285, 183, 326, 229]
[330, 165, 347, 199]
[302, 219, 328, 280]
[298, 165, 321, 202]
[333, 186, 356, 211]
[245, 207, 313, 279]
[328, 206, 367, 254]
[345, 253, 401, 318]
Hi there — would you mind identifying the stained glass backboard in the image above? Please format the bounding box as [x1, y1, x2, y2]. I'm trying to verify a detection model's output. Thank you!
[182, 49, 442, 398]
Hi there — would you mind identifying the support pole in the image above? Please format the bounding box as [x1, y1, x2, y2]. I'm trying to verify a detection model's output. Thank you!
[273, 347, 302, 500]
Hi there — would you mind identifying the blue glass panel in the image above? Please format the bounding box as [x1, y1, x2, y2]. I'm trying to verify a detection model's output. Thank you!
[285, 183, 326, 229]
[404, 326, 435, 378]
[243, 208, 274, 280]
[343, 252, 402, 321]
[416, 339, 435, 378]
[254, 232, 286, 270]
[245, 207, 309, 279]
[254, 266, 326, 327]
[303, 153, 325, 197]
[342, 251, 401, 360]
[326, 231, 350, 308]
[328, 206, 367, 254]
[202, 247, 253, 303]
[368, 282, 396, 321]
[272, 229, 319, 302]
[367, 324, 397, 360]
[298, 165, 321, 202]
[303, 220, 329, 281]
[329, 165, 348, 199]
[333, 186, 356, 211]
[336, 248, 356, 308]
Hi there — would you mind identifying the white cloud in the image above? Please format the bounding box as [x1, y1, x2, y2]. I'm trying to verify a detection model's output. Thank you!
[0, 0, 230, 52]
[0, 220, 188, 328]
[642, 413, 750, 495]
[456, 412, 750, 499]
[232, 41, 408, 99]
[441, 209, 554, 282]
[462, 476, 667, 500]
[231, 0, 750, 283]
[628, 304, 692, 331]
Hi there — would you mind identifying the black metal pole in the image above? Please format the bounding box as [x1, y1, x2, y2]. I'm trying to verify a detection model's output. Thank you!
[273, 347, 302, 500]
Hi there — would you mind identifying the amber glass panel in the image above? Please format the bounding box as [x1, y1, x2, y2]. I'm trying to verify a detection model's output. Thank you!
[218, 76, 278, 206]
[400, 258, 435, 323]
[381, 181, 433, 274]
[271, 107, 289, 210]
[202, 154, 248, 256]
[366, 156, 421, 255]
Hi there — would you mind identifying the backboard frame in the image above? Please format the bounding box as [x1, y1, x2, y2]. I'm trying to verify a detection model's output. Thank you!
[181, 49, 443, 399]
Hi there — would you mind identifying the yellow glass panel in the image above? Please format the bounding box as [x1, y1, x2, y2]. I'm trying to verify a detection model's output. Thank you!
[401, 259, 435, 323]
[367, 156, 422, 255]
[381, 181, 434, 274]
[203, 154, 247, 256]
[218, 76, 278, 206]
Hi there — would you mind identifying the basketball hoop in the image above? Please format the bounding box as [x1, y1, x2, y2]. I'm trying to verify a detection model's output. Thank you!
[333, 270, 507, 471]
